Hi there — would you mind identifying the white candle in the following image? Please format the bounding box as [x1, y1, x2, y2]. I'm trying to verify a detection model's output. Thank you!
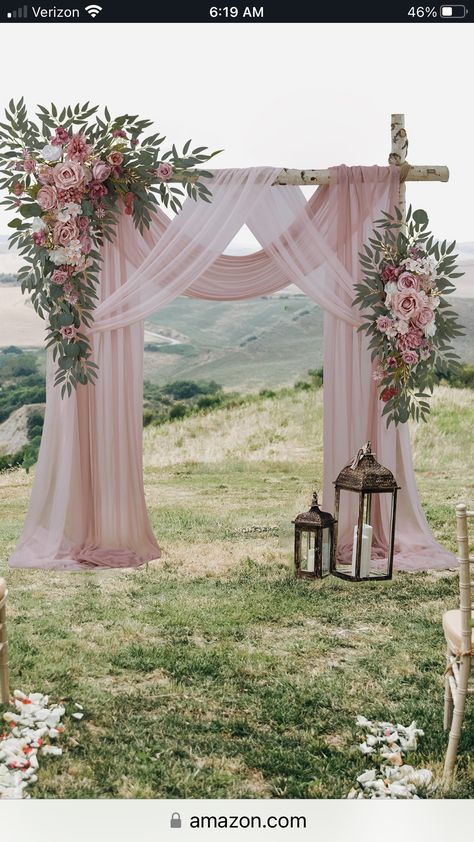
[351, 524, 373, 578]
[307, 547, 315, 573]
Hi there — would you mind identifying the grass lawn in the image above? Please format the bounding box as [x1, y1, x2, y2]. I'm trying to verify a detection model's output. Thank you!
[0, 385, 473, 798]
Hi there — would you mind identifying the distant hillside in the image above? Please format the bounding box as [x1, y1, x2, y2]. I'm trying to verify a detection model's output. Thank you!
[143, 295, 473, 390]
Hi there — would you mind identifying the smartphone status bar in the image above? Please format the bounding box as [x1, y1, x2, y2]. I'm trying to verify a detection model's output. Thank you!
[0, 2, 471, 24]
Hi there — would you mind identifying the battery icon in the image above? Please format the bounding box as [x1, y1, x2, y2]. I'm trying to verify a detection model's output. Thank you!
[440, 5, 468, 16]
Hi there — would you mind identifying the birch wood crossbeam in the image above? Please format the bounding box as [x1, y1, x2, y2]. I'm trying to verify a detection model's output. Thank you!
[172, 165, 449, 186]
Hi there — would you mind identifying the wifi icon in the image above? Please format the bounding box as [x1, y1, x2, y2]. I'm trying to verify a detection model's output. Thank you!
[85, 4, 102, 17]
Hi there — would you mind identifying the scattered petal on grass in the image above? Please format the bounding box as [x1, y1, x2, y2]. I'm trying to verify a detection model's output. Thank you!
[0, 691, 81, 799]
[349, 716, 435, 800]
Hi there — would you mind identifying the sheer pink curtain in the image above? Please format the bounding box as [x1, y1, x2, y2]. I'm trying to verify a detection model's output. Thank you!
[9, 166, 455, 571]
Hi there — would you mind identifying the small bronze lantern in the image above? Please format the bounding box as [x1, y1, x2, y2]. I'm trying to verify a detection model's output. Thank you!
[293, 492, 337, 579]
[332, 442, 399, 581]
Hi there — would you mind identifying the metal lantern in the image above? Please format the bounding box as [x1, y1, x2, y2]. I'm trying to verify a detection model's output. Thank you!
[292, 492, 337, 579]
[332, 441, 400, 582]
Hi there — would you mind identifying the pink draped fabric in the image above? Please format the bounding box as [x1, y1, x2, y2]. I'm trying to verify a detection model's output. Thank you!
[9, 166, 455, 571]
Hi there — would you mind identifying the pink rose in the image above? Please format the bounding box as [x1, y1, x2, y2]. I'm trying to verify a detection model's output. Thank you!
[53, 161, 85, 191]
[37, 185, 58, 210]
[411, 306, 434, 330]
[156, 162, 173, 181]
[397, 271, 420, 292]
[59, 325, 78, 340]
[401, 350, 418, 366]
[53, 220, 79, 246]
[381, 264, 401, 283]
[107, 150, 124, 167]
[92, 160, 112, 182]
[51, 269, 69, 285]
[390, 289, 423, 322]
[88, 181, 108, 202]
[24, 157, 36, 174]
[79, 235, 92, 254]
[65, 133, 92, 163]
[376, 315, 392, 333]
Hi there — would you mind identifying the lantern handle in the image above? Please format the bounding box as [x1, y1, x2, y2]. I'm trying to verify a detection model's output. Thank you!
[350, 441, 372, 470]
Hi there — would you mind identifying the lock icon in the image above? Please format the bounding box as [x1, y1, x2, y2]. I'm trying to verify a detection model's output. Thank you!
[170, 812, 182, 829]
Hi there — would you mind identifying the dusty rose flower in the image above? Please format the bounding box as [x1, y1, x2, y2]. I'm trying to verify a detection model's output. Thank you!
[12, 181, 23, 196]
[387, 356, 398, 368]
[53, 220, 79, 246]
[390, 289, 423, 322]
[107, 150, 124, 167]
[397, 271, 420, 291]
[37, 184, 58, 210]
[155, 162, 173, 181]
[59, 325, 78, 340]
[53, 161, 84, 191]
[64, 290, 79, 305]
[88, 180, 108, 202]
[111, 165, 122, 178]
[23, 157, 36, 174]
[131, 138, 139, 147]
[401, 350, 419, 366]
[37, 165, 55, 185]
[381, 386, 397, 403]
[57, 187, 84, 205]
[66, 133, 92, 162]
[420, 347, 432, 361]
[112, 129, 127, 138]
[77, 215, 89, 232]
[381, 264, 401, 283]
[376, 315, 392, 333]
[92, 160, 111, 182]
[53, 126, 70, 145]
[411, 305, 434, 330]
[51, 269, 69, 285]
[79, 234, 92, 254]
[32, 230, 46, 246]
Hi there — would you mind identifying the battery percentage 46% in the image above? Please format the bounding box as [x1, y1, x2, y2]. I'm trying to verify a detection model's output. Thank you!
[408, 6, 438, 15]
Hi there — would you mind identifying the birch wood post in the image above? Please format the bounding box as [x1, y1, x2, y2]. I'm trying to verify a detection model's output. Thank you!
[389, 113, 408, 224]
[171, 164, 448, 186]
[0, 578, 9, 705]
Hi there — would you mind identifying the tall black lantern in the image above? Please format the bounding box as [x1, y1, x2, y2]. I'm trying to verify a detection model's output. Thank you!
[292, 492, 336, 579]
[332, 442, 400, 582]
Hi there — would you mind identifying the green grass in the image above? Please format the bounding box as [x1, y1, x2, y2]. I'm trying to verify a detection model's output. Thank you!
[0, 385, 473, 798]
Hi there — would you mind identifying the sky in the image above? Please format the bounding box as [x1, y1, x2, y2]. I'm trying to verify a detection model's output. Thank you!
[0, 22, 472, 248]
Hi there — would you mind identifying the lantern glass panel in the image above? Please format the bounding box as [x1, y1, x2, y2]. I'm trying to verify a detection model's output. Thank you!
[322, 529, 331, 576]
[299, 530, 316, 573]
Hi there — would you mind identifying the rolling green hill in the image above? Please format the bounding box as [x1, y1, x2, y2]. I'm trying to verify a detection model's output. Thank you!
[144, 295, 473, 390]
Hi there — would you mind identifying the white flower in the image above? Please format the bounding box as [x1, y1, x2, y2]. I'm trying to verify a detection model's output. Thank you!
[40, 144, 62, 163]
[30, 217, 47, 234]
[56, 202, 82, 222]
[385, 282, 397, 296]
[424, 320, 436, 337]
[395, 319, 409, 335]
[50, 248, 67, 266]
[431, 296, 440, 310]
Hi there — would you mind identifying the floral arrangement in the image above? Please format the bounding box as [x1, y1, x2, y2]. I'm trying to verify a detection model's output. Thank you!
[1, 689, 83, 799]
[0, 99, 219, 395]
[347, 716, 434, 799]
[354, 206, 464, 426]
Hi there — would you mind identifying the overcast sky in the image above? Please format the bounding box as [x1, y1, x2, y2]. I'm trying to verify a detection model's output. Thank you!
[0, 22, 472, 247]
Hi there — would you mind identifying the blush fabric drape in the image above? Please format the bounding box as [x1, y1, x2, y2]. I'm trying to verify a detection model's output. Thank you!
[9, 165, 455, 571]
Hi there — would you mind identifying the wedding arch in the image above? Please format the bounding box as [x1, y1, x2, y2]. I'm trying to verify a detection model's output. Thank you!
[8, 114, 455, 572]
